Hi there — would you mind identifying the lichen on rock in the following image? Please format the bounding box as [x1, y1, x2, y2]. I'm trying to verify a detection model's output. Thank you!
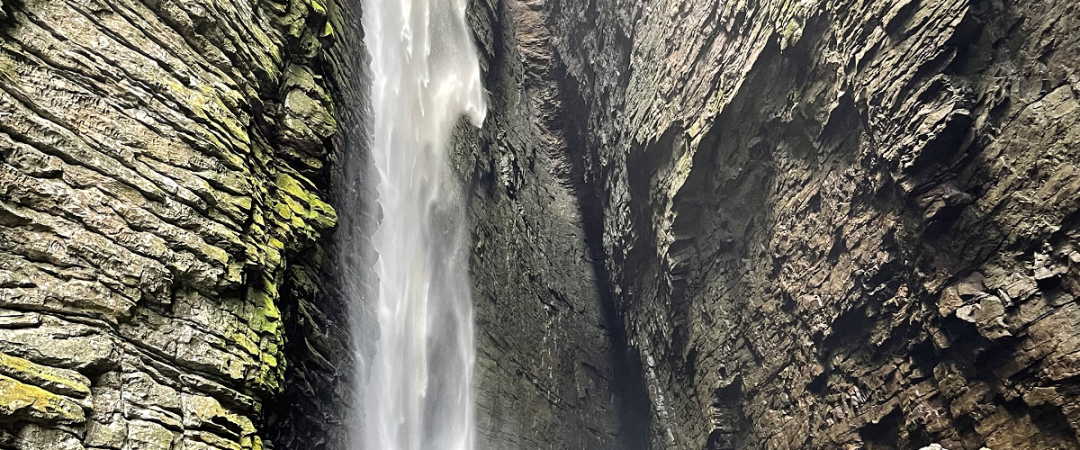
[0, 0, 344, 447]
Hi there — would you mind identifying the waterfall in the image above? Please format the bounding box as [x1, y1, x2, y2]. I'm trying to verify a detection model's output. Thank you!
[353, 0, 487, 449]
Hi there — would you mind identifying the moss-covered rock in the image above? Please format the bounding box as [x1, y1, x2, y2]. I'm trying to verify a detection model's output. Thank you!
[0, 0, 344, 448]
[0, 352, 90, 399]
[0, 375, 85, 425]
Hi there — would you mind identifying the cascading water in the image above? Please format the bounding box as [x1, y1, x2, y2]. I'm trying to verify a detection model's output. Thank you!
[353, 0, 487, 449]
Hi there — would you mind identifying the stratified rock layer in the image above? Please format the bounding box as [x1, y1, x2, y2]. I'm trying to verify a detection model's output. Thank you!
[4, 0, 1078, 449]
[527, 0, 1080, 448]
[459, 0, 647, 448]
[0, 0, 345, 448]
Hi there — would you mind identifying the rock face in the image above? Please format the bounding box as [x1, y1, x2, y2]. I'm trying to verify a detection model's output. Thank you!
[458, 0, 649, 447]
[265, 0, 373, 449]
[513, 0, 1080, 448]
[0, 0, 349, 448]
[5, 0, 1080, 449]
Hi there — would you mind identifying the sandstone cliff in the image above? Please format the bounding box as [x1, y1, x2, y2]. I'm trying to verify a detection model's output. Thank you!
[0, 0, 348, 448]
[529, 0, 1080, 448]
[3, 0, 1080, 449]
[461, 0, 648, 447]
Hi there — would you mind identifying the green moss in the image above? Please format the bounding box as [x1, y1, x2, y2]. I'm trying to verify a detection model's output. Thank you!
[265, 245, 282, 266]
[275, 173, 306, 200]
[226, 328, 260, 356]
[0, 352, 90, 398]
[201, 243, 230, 266]
[261, 352, 279, 367]
[273, 174, 338, 231]
[272, 198, 294, 221]
[0, 375, 85, 424]
[247, 288, 281, 323]
[307, 196, 337, 229]
[241, 435, 265, 450]
[310, 0, 327, 17]
[283, 194, 309, 217]
[252, 208, 266, 227]
[244, 242, 265, 267]
[289, 214, 308, 234]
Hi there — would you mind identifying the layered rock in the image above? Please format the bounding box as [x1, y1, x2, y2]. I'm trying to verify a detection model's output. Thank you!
[526, 0, 1080, 448]
[459, 0, 648, 447]
[5, 0, 1079, 449]
[0, 0, 636, 447]
[0, 0, 346, 448]
[264, 0, 373, 448]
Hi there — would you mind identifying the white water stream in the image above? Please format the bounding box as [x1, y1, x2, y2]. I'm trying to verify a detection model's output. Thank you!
[354, 0, 487, 448]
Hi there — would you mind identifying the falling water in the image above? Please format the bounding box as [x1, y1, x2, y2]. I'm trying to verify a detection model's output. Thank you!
[354, 0, 487, 448]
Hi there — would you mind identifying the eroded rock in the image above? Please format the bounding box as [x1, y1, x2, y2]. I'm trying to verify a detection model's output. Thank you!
[0, 0, 347, 447]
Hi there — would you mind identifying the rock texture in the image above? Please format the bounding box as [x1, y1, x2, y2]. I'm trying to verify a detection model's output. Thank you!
[0, 0, 347, 448]
[264, 0, 373, 449]
[5, 0, 1079, 449]
[517, 0, 1080, 448]
[457, 0, 648, 448]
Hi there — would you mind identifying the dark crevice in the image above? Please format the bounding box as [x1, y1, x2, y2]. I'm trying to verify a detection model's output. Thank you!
[706, 378, 749, 450]
[859, 408, 902, 450]
[562, 59, 653, 450]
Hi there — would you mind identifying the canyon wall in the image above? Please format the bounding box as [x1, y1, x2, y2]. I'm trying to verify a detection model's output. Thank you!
[0, 0, 632, 448]
[531, 0, 1080, 448]
[3, 0, 1079, 449]
[0, 0, 354, 448]
[460, 0, 646, 447]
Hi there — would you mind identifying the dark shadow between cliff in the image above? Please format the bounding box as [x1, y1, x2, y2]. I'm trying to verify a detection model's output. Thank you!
[552, 33, 654, 450]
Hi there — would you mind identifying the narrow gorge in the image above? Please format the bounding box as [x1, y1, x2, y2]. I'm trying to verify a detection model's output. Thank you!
[0, 0, 1078, 450]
